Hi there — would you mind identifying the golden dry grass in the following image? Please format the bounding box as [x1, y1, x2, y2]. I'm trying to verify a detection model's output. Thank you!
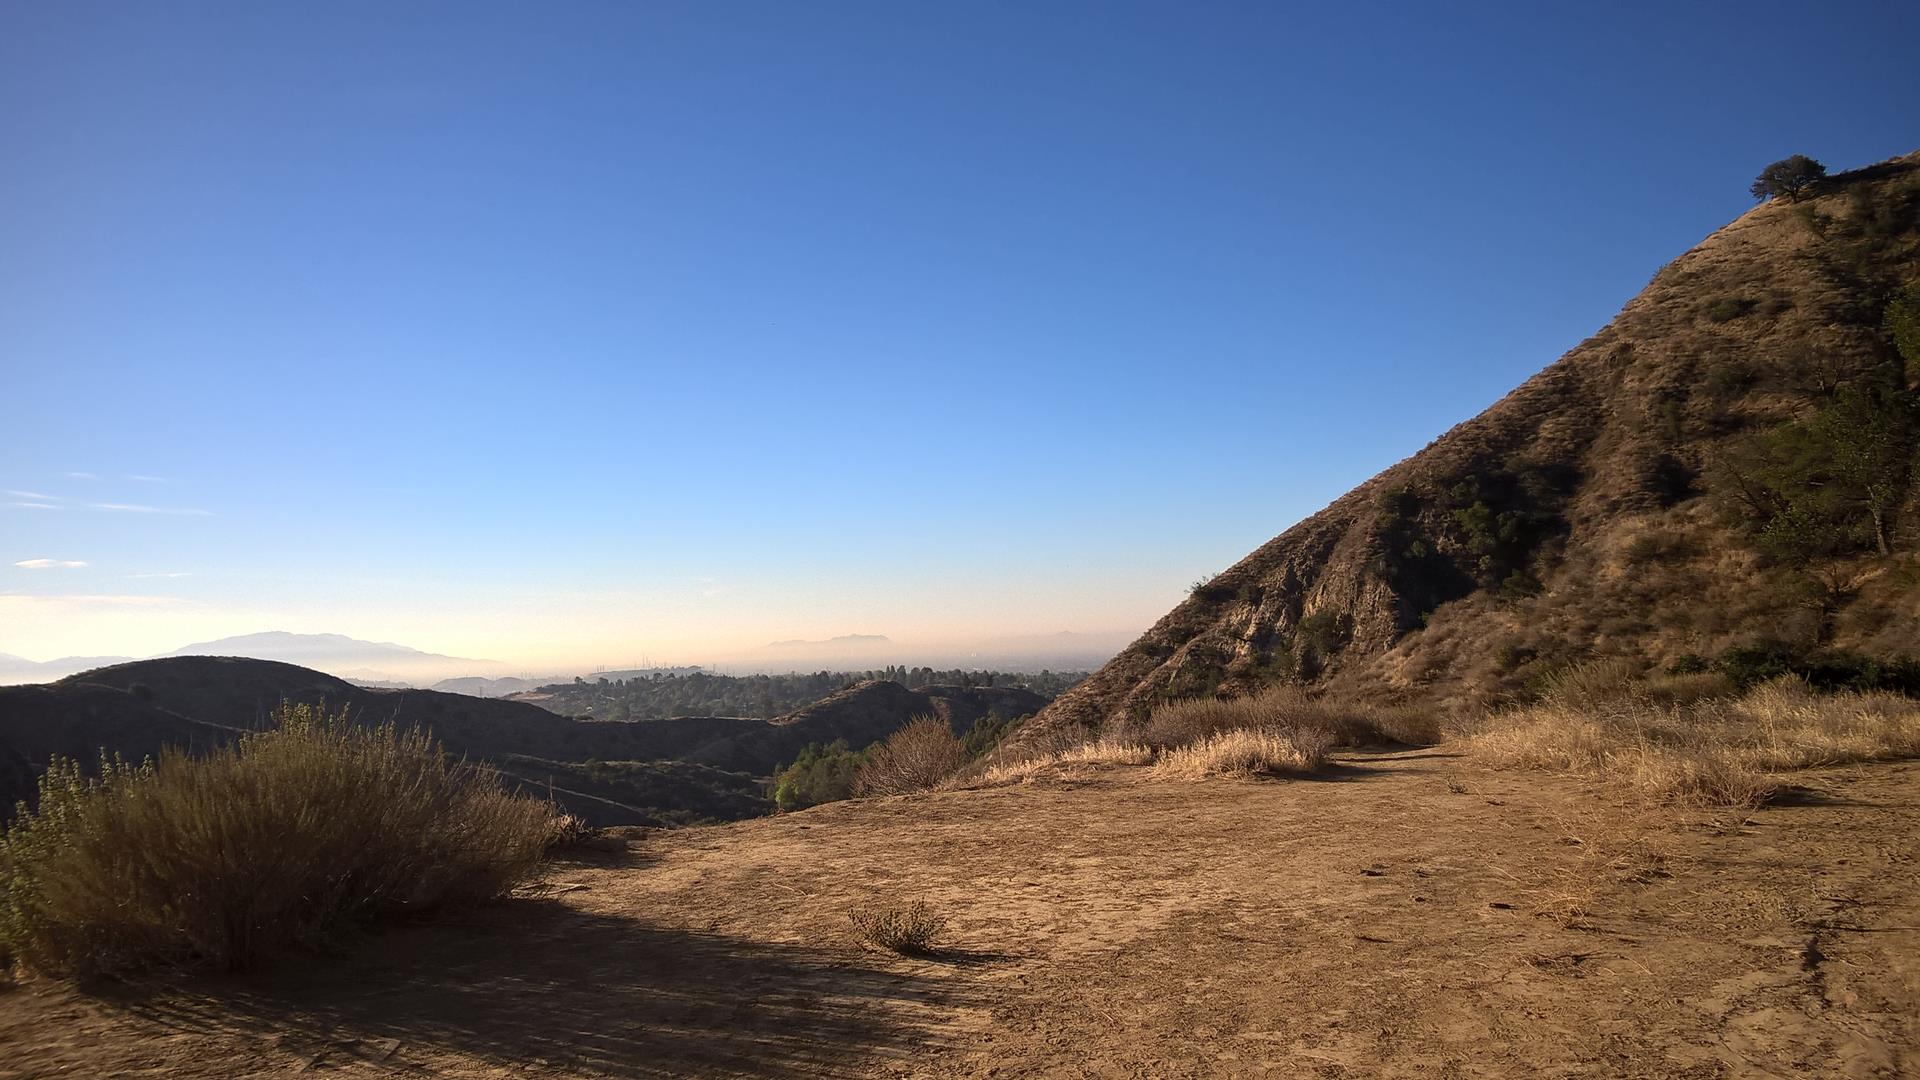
[1143, 685, 1441, 750]
[1154, 727, 1333, 779]
[0, 703, 559, 977]
[969, 739, 1153, 787]
[1469, 675, 1920, 806]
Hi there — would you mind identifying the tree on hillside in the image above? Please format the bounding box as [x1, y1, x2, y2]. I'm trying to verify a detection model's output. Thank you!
[1723, 381, 1918, 560]
[1750, 155, 1827, 202]
[1888, 282, 1920, 384]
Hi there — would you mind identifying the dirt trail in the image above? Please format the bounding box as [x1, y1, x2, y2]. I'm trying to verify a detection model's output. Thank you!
[4, 749, 1917, 1078]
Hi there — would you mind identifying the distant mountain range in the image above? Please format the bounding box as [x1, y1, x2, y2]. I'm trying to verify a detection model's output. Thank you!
[0, 632, 505, 687]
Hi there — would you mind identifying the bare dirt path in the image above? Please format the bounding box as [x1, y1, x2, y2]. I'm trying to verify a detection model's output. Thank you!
[4, 748, 1916, 1078]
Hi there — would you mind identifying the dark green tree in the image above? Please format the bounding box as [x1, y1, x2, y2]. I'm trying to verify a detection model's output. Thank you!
[1750, 155, 1827, 202]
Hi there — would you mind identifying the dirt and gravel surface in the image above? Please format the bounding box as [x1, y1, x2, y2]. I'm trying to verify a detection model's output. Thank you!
[4, 747, 1917, 1078]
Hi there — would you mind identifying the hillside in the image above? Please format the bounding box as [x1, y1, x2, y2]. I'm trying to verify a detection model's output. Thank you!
[1023, 152, 1920, 745]
[0, 659, 1049, 825]
[676, 679, 1049, 773]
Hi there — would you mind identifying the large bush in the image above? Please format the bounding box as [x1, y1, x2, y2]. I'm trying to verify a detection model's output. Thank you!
[770, 740, 868, 810]
[0, 703, 559, 977]
[853, 717, 969, 796]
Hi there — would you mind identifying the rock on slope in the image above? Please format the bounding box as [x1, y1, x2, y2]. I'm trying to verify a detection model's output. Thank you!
[1023, 152, 1920, 745]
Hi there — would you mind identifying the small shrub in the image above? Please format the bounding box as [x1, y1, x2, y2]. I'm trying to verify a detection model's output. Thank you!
[849, 901, 947, 956]
[1703, 297, 1754, 323]
[1667, 653, 1710, 675]
[853, 717, 968, 796]
[0, 704, 558, 977]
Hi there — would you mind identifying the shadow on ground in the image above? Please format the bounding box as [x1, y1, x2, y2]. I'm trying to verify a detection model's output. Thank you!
[103, 897, 981, 1078]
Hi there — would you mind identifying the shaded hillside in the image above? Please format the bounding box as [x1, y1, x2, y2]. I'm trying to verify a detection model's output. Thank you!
[2, 659, 1047, 824]
[0, 682, 241, 811]
[1023, 152, 1920, 745]
[680, 680, 1049, 773]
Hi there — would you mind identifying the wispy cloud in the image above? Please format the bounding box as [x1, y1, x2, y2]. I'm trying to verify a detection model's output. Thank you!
[14, 559, 89, 570]
[127, 571, 193, 579]
[6, 502, 59, 510]
[125, 474, 170, 483]
[3, 490, 58, 501]
[88, 502, 213, 517]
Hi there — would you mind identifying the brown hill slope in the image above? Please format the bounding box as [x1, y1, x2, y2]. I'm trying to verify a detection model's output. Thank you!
[1025, 152, 1920, 744]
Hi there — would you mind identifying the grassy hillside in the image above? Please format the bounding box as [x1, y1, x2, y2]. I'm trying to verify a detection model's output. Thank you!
[1022, 151, 1920, 745]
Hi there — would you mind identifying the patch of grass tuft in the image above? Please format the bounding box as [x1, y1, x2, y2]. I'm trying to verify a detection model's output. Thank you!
[849, 901, 948, 956]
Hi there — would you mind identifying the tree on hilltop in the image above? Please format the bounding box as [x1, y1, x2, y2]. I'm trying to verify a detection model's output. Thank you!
[1750, 155, 1827, 202]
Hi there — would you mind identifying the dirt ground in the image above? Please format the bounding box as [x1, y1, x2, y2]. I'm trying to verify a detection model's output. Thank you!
[3, 747, 1916, 1078]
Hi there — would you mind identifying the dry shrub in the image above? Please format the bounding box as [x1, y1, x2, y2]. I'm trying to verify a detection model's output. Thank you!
[970, 740, 1153, 787]
[1538, 657, 1644, 707]
[1155, 727, 1333, 779]
[849, 901, 947, 956]
[0, 703, 559, 977]
[1145, 685, 1440, 750]
[1470, 676, 1920, 806]
[853, 717, 968, 796]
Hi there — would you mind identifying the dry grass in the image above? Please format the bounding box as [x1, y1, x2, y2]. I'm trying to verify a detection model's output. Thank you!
[853, 716, 969, 796]
[1144, 685, 1441, 750]
[0, 703, 559, 977]
[972, 686, 1437, 787]
[1470, 674, 1920, 806]
[970, 739, 1154, 787]
[848, 901, 947, 956]
[1155, 727, 1334, 779]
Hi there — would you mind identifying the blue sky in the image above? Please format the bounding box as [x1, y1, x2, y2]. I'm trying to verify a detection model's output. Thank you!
[3, 1, 1915, 668]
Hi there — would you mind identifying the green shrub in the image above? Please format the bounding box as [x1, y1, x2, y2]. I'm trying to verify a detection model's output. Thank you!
[1716, 642, 1920, 695]
[770, 740, 868, 811]
[1667, 653, 1710, 675]
[1704, 297, 1753, 323]
[0, 703, 558, 977]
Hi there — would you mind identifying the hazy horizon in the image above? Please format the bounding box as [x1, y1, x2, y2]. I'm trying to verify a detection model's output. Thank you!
[6, 3, 1916, 668]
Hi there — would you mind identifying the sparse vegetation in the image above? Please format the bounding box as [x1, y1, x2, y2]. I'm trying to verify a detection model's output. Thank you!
[1469, 669, 1920, 806]
[970, 739, 1154, 787]
[0, 704, 558, 977]
[1154, 727, 1333, 779]
[1143, 685, 1441, 750]
[852, 717, 970, 796]
[849, 901, 947, 956]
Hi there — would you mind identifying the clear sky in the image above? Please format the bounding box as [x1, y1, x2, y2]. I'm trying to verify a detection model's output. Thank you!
[3, 1, 1915, 668]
